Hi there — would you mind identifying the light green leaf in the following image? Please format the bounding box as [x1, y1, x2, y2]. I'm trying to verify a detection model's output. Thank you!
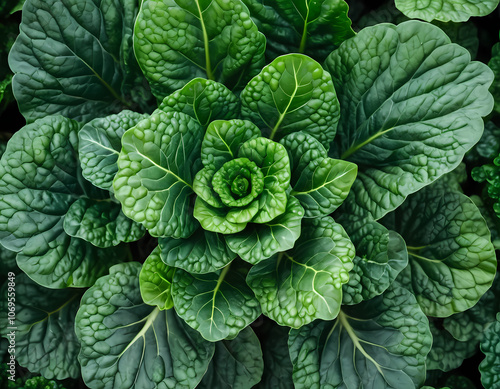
[480, 313, 500, 388]
[426, 321, 477, 372]
[134, 0, 266, 99]
[79, 110, 148, 191]
[225, 196, 304, 265]
[0, 273, 82, 379]
[64, 197, 145, 248]
[288, 286, 432, 389]
[341, 217, 408, 305]
[139, 246, 175, 310]
[325, 21, 494, 220]
[247, 217, 354, 328]
[241, 0, 354, 61]
[171, 262, 261, 342]
[255, 323, 294, 389]
[76, 262, 215, 389]
[194, 198, 248, 234]
[241, 54, 339, 146]
[0, 116, 125, 288]
[159, 228, 236, 274]
[201, 119, 261, 171]
[113, 110, 203, 238]
[381, 185, 497, 317]
[9, 0, 143, 123]
[197, 327, 264, 389]
[395, 0, 500, 22]
[158, 78, 240, 127]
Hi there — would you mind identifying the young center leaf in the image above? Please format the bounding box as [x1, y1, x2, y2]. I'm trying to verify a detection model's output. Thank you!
[325, 21, 494, 220]
[241, 54, 340, 147]
[171, 262, 261, 342]
[134, 0, 266, 99]
[113, 110, 204, 238]
[381, 185, 497, 317]
[246, 217, 354, 328]
[288, 286, 432, 389]
[75, 262, 215, 389]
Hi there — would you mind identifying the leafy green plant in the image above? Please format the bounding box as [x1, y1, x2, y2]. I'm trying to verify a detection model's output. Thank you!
[0, 0, 499, 388]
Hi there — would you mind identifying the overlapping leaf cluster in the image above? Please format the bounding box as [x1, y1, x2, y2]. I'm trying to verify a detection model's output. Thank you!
[0, 0, 499, 389]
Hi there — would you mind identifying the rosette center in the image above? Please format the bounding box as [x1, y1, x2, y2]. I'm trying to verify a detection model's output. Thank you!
[212, 158, 264, 207]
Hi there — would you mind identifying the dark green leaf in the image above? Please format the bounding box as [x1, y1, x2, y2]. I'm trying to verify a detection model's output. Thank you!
[288, 286, 432, 389]
[79, 110, 148, 191]
[489, 36, 500, 115]
[172, 262, 261, 342]
[159, 228, 237, 274]
[247, 217, 354, 328]
[241, 54, 339, 146]
[0, 273, 82, 379]
[113, 110, 203, 238]
[325, 21, 494, 220]
[0, 116, 125, 288]
[197, 327, 264, 389]
[479, 313, 500, 388]
[9, 0, 142, 123]
[134, 0, 266, 99]
[76, 262, 215, 389]
[381, 186, 497, 317]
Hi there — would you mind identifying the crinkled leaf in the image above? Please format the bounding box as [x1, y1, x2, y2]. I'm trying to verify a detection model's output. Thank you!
[159, 228, 236, 274]
[255, 323, 294, 389]
[0, 116, 125, 288]
[241, 54, 339, 147]
[114, 110, 203, 238]
[64, 197, 145, 248]
[193, 198, 247, 234]
[79, 110, 148, 191]
[340, 217, 408, 305]
[9, 0, 142, 123]
[325, 21, 494, 220]
[480, 313, 500, 388]
[247, 217, 354, 328]
[76, 262, 215, 389]
[139, 246, 174, 310]
[395, 0, 500, 22]
[381, 185, 497, 317]
[443, 284, 499, 343]
[225, 196, 304, 265]
[0, 273, 82, 380]
[134, 0, 266, 99]
[471, 195, 500, 250]
[288, 286, 432, 389]
[0, 243, 16, 275]
[197, 327, 264, 389]
[172, 263, 261, 342]
[468, 122, 500, 163]
[426, 321, 477, 372]
[201, 119, 261, 171]
[241, 0, 354, 61]
[159, 78, 240, 127]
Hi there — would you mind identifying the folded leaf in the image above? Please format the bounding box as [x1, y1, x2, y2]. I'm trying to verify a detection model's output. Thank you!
[134, 0, 266, 99]
[381, 185, 497, 317]
[288, 286, 432, 389]
[241, 54, 339, 147]
[76, 262, 215, 389]
[325, 21, 494, 220]
[139, 246, 175, 310]
[172, 262, 261, 342]
[247, 217, 354, 328]
[114, 110, 203, 238]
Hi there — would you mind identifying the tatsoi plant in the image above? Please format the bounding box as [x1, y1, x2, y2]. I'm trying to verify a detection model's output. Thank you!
[0, 0, 499, 388]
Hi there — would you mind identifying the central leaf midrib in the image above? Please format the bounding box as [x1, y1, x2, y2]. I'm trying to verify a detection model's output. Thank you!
[195, 0, 214, 80]
[135, 150, 193, 189]
[341, 127, 394, 160]
[117, 306, 160, 358]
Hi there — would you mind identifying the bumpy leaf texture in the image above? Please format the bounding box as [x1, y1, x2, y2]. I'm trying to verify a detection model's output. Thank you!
[480, 313, 500, 388]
